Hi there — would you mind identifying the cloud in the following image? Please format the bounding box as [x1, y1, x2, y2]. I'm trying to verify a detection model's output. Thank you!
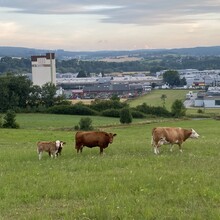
[1, 0, 220, 26]
[0, 22, 20, 38]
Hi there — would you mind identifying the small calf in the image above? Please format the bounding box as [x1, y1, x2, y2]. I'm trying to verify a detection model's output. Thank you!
[37, 140, 66, 160]
[48, 140, 66, 157]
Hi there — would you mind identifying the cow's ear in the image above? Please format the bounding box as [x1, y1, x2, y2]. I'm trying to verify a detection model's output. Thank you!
[113, 134, 117, 137]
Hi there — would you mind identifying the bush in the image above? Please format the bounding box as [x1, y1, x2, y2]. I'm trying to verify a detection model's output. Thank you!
[134, 103, 171, 117]
[0, 115, 2, 128]
[197, 109, 204, 114]
[171, 99, 186, 118]
[131, 110, 146, 118]
[2, 110, 19, 129]
[78, 117, 93, 130]
[90, 99, 128, 112]
[47, 104, 98, 116]
[101, 109, 120, 117]
[120, 108, 132, 124]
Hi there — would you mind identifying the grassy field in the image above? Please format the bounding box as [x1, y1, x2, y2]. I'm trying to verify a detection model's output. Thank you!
[0, 114, 220, 219]
[127, 89, 190, 109]
[127, 89, 220, 117]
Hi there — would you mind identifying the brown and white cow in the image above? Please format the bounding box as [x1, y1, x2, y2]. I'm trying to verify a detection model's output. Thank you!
[37, 140, 66, 160]
[75, 131, 117, 154]
[151, 127, 199, 154]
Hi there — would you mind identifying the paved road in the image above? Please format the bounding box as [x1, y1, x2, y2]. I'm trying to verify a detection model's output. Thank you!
[184, 93, 197, 108]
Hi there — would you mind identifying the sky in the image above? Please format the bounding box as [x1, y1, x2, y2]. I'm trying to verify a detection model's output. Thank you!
[1, 0, 220, 51]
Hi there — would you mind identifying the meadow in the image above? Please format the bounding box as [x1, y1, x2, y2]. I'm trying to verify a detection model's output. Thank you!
[127, 89, 220, 117]
[127, 89, 189, 109]
[0, 113, 220, 219]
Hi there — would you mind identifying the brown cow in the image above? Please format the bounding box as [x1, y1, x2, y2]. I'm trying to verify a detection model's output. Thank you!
[151, 127, 199, 154]
[37, 140, 66, 160]
[75, 131, 117, 154]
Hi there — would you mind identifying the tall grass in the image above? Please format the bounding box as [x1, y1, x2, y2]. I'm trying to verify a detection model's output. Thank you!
[0, 114, 220, 219]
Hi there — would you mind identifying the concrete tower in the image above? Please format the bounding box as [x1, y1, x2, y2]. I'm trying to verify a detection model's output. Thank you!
[31, 53, 56, 87]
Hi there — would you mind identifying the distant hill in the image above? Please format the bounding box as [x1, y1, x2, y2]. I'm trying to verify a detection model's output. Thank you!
[0, 46, 220, 60]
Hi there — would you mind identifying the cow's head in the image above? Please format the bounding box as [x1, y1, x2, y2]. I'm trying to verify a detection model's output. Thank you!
[108, 133, 117, 144]
[190, 129, 199, 139]
[56, 140, 66, 148]
[55, 140, 66, 156]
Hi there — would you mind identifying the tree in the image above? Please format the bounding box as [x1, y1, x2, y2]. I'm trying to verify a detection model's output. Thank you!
[0, 74, 32, 111]
[163, 70, 180, 87]
[2, 110, 19, 128]
[41, 83, 57, 107]
[171, 99, 186, 117]
[0, 115, 2, 128]
[27, 85, 42, 108]
[180, 77, 187, 86]
[160, 94, 167, 108]
[120, 108, 132, 124]
[77, 70, 87, 78]
[0, 77, 10, 112]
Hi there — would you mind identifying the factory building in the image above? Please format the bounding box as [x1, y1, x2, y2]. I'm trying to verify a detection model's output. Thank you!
[31, 53, 56, 86]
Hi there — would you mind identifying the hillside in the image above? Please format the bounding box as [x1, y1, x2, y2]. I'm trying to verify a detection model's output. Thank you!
[1, 46, 220, 60]
[127, 89, 189, 110]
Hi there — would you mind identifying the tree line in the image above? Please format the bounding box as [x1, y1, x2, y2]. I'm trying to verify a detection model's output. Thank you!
[0, 74, 67, 112]
[0, 74, 186, 120]
[1, 55, 220, 75]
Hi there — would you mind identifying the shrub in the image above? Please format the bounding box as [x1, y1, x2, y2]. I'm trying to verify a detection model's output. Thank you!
[78, 117, 93, 130]
[120, 108, 132, 124]
[47, 104, 98, 116]
[134, 103, 171, 117]
[2, 110, 20, 129]
[0, 115, 2, 128]
[90, 99, 128, 112]
[101, 109, 120, 118]
[197, 109, 204, 114]
[131, 110, 146, 118]
[171, 99, 186, 118]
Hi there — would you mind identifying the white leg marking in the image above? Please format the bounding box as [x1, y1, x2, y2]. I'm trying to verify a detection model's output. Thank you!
[157, 148, 160, 154]
[38, 152, 42, 160]
[170, 145, 174, 152]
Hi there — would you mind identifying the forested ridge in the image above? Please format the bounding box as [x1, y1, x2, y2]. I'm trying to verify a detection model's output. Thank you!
[1, 54, 220, 75]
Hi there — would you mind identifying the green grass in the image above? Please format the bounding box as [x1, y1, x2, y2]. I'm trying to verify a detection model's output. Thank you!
[127, 89, 189, 110]
[127, 89, 220, 117]
[0, 114, 220, 219]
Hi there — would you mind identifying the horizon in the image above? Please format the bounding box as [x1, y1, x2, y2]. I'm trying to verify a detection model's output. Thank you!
[1, 45, 220, 53]
[1, 1, 220, 51]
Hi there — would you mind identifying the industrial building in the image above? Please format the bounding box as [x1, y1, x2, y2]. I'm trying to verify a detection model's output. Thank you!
[31, 53, 56, 86]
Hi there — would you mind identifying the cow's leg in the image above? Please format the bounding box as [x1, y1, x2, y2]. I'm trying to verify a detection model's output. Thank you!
[154, 146, 158, 154]
[76, 144, 83, 153]
[151, 138, 158, 155]
[156, 147, 160, 154]
[54, 151, 58, 158]
[100, 147, 104, 155]
[170, 144, 174, 152]
[38, 152, 42, 160]
[154, 143, 160, 155]
[178, 144, 183, 153]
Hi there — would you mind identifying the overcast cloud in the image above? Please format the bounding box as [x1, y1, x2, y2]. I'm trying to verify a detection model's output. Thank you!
[0, 0, 220, 50]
